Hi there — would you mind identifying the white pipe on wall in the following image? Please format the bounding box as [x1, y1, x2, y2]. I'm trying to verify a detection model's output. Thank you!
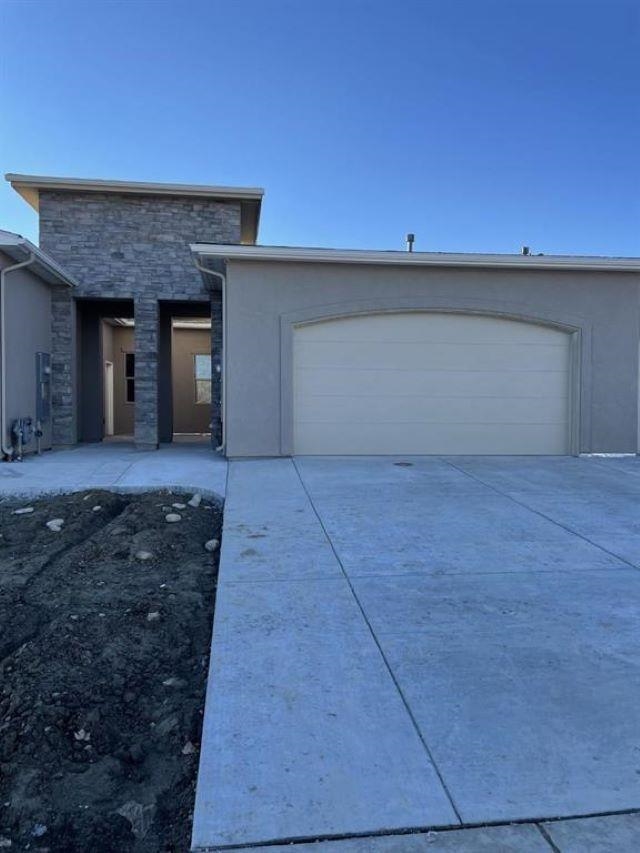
[0, 252, 36, 459]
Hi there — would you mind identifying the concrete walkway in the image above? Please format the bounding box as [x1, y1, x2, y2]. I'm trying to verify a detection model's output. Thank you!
[0, 442, 227, 500]
[192, 455, 640, 851]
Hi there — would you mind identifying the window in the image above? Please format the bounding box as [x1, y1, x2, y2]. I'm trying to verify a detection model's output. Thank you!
[125, 352, 135, 403]
[194, 354, 211, 404]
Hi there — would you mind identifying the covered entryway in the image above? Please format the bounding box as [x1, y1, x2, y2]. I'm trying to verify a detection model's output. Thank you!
[293, 312, 573, 455]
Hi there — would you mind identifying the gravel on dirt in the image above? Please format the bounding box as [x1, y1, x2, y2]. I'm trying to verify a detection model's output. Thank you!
[0, 489, 222, 852]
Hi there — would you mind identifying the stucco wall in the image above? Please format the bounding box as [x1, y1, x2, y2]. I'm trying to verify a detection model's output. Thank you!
[224, 260, 640, 456]
[172, 328, 212, 434]
[0, 250, 54, 452]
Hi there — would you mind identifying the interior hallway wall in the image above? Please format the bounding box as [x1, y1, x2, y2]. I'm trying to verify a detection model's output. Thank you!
[172, 327, 212, 434]
[112, 326, 134, 436]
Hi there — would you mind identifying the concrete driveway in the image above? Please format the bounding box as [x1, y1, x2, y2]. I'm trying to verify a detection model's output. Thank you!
[192, 456, 640, 850]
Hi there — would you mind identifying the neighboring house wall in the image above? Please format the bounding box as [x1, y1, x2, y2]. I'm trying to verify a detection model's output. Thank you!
[172, 328, 212, 434]
[224, 260, 640, 456]
[0, 250, 53, 452]
[38, 191, 241, 447]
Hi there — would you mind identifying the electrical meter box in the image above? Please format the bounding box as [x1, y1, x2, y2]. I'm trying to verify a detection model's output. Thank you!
[36, 352, 51, 423]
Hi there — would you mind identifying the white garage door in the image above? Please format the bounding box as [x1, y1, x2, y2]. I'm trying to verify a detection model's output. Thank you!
[293, 312, 572, 455]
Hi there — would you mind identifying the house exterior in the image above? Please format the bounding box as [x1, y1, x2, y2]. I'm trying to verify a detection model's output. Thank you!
[192, 246, 640, 457]
[4, 172, 640, 458]
[6, 173, 262, 450]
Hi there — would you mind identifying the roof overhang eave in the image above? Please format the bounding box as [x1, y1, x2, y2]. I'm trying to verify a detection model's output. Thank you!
[190, 244, 640, 273]
[0, 231, 77, 287]
[6, 173, 264, 209]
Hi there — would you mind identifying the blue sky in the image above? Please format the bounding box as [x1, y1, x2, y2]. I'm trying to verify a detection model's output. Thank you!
[0, 0, 638, 255]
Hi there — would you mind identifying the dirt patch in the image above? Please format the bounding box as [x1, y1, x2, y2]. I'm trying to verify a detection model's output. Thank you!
[0, 489, 222, 852]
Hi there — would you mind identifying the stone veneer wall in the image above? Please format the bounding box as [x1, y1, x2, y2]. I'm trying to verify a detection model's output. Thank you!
[39, 191, 241, 447]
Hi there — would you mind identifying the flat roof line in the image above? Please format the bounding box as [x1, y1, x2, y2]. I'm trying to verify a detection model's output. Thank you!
[6, 173, 264, 244]
[191, 243, 640, 272]
[5, 173, 264, 214]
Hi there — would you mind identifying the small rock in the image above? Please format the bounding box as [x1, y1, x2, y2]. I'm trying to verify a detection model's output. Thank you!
[172, 502, 186, 510]
[181, 740, 197, 755]
[73, 728, 91, 742]
[110, 526, 127, 536]
[187, 493, 202, 508]
[135, 550, 154, 562]
[46, 519, 64, 532]
[69, 615, 78, 621]
[31, 824, 47, 838]
[154, 715, 179, 736]
[116, 801, 155, 839]
[0, 838, 11, 848]
[204, 538, 219, 553]
[92, 505, 102, 512]
[165, 513, 181, 523]
[13, 506, 34, 515]
[127, 741, 145, 763]
[146, 611, 161, 622]
[162, 676, 187, 689]
[82, 493, 94, 501]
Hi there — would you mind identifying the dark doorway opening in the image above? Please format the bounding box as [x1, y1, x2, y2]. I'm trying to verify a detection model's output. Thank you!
[158, 301, 214, 446]
[76, 299, 134, 443]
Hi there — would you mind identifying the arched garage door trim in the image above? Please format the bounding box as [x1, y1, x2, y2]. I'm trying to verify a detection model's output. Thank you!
[279, 302, 585, 455]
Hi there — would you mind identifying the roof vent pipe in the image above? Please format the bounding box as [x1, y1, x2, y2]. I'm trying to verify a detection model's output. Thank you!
[406, 233, 415, 252]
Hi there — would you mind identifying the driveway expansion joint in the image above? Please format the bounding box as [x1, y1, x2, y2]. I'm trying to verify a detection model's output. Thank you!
[442, 457, 640, 573]
[193, 807, 640, 851]
[291, 458, 464, 825]
[535, 823, 562, 852]
[193, 456, 640, 849]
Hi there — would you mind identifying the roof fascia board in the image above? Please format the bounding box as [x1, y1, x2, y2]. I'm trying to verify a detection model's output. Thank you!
[6, 174, 264, 208]
[190, 244, 640, 272]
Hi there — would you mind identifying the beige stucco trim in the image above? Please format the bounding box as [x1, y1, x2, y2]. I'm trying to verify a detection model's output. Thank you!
[192, 243, 640, 272]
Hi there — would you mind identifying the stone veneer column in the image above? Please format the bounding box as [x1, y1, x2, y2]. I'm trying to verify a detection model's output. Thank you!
[210, 291, 223, 448]
[51, 286, 77, 446]
[134, 298, 159, 449]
